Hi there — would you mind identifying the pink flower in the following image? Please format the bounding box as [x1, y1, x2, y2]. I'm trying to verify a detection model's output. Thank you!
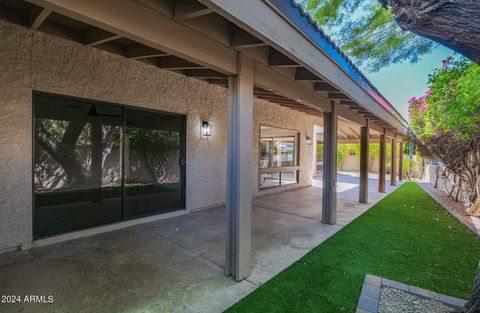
[442, 56, 453, 68]
[419, 103, 428, 111]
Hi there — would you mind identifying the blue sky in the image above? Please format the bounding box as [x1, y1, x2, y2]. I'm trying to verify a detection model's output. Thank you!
[298, 0, 456, 121]
[364, 46, 455, 120]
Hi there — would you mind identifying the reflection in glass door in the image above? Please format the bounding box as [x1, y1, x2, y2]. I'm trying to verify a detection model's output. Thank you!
[33, 93, 186, 238]
[34, 94, 123, 237]
[124, 109, 185, 218]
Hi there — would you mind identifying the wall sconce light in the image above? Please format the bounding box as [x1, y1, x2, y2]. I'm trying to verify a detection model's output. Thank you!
[305, 136, 312, 145]
[202, 121, 212, 137]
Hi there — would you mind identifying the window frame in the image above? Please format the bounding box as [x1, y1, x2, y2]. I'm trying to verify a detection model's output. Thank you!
[258, 124, 300, 190]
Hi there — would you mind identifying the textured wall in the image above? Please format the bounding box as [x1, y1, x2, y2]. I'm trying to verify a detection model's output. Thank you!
[0, 20, 321, 250]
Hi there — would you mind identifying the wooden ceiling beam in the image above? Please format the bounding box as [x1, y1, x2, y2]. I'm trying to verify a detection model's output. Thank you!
[294, 67, 323, 81]
[186, 69, 226, 79]
[339, 99, 358, 106]
[207, 78, 228, 85]
[174, 0, 213, 21]
[328, 92, 350, 100]
[314, 82, 339, 92]
[126, 44, 169, 59]
[231, 27, 268, 48]
[30, 7, 51, 30]
[268, 48, 300, 67]
[157, 56, 206, 69]
[84, 28, 120, 46]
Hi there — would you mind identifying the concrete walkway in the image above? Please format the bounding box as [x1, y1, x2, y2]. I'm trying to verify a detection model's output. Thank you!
[0, 174, 401, 313]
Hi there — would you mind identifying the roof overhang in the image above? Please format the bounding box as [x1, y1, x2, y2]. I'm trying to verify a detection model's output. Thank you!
[9, 0, 409, 136]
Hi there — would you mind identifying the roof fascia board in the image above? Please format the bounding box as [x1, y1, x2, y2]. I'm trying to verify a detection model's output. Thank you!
[200, 0, 408, 135]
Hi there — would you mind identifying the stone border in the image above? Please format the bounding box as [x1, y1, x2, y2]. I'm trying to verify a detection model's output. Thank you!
[356, 274, 467, 313]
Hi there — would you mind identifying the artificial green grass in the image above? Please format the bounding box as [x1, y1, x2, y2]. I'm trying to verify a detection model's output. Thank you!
[226, 183, 480, 313]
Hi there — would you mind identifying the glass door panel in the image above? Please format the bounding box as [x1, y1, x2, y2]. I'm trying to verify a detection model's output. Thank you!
[124, 108, 185, 218]
[33, 94, 123, 238]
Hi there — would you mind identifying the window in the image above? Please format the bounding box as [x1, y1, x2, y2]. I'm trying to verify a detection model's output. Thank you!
[259, 126, 299, 189]
[33, 93, 186, 238]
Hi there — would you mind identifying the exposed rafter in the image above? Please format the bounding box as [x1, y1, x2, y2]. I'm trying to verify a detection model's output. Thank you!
[174, 0, 213, 21]
[268, 48, 300, 67]
[294, 67, 323, 81]
[231, 27, 267, 48]
[314, 82, 339, 92]
[328, 92, 350, 100]
[30, 8, 51, 30]
[157, 56, 206, 69]
[126, 44, 169, 59]
[84, 28, 120, 46]
[186, 69, 226, 79]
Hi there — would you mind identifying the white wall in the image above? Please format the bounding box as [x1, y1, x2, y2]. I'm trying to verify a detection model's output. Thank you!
[0, 21, 321, 251]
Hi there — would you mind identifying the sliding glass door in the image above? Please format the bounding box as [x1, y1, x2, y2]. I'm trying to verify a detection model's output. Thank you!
[124, 108, 185, 218]
[33, 93, 185, 238]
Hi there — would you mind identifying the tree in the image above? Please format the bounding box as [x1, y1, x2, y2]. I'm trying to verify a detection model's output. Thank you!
[409, 58, 480, 312]
[302, 0, 436, 71]
[409, 58, 480, 213]
[381, 0, 480, 65]
[302, 0, 480, 71]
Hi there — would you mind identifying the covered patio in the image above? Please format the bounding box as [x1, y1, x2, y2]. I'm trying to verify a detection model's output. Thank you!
[0, 174, 400, 313]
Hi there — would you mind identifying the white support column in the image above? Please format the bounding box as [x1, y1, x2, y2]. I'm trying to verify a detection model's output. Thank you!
[322, 100, 337, 225]
[225, 53, 254, 281]
[359, 119, 369, 203]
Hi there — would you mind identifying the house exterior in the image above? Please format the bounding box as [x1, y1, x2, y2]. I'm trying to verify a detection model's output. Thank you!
[0, 0, 408, 281]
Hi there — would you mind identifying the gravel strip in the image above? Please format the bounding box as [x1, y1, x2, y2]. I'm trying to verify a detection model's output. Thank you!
[379, 286, 456, 313]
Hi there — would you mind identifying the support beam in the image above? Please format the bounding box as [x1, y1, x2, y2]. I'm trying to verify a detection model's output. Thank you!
[30, 8, 51, 30]
[225, 53, 253, 281]
[314, 82, 339, 92]
[231, 27, 267, 48]
[359, 119, 369, 203]
[126, 44, 168, 59]
[268, 49, 299, 67]
[186, 69, 226, 78]
[328, 92, 350, 100]
[322, 100, 337, 225]
[378, 131, 386, 193]
[157, 56, 205, 69]
[398, 141, 404, 181]
[174, 0, 213, 21]
[84, 28, 120, 46]
[26, 0, 237, 74]
[294, 68, 323, 81]
[390, 136, 397, 186]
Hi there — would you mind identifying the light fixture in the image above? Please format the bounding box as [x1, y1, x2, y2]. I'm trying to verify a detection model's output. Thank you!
[201, 121, 212, 137]
[305, 136, 312, 145]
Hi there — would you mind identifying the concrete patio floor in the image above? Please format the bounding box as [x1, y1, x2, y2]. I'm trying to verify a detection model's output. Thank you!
[0, 173, 401, 313]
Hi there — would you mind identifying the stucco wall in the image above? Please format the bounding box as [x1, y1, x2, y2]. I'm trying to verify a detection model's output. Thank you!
[0, 21, 320, 251]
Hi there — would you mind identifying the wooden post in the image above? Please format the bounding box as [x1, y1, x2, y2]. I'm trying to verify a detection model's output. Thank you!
[225, 53, 254, 281]
[398, 141, 404, 181]
[378, 131, 386, 193]
[390, 136, 397, 186]
[322, 100, 337, 224]
[359, 119, 369, 203]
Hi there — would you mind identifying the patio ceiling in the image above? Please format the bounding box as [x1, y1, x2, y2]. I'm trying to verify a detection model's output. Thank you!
[0, 0, 405, 138]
